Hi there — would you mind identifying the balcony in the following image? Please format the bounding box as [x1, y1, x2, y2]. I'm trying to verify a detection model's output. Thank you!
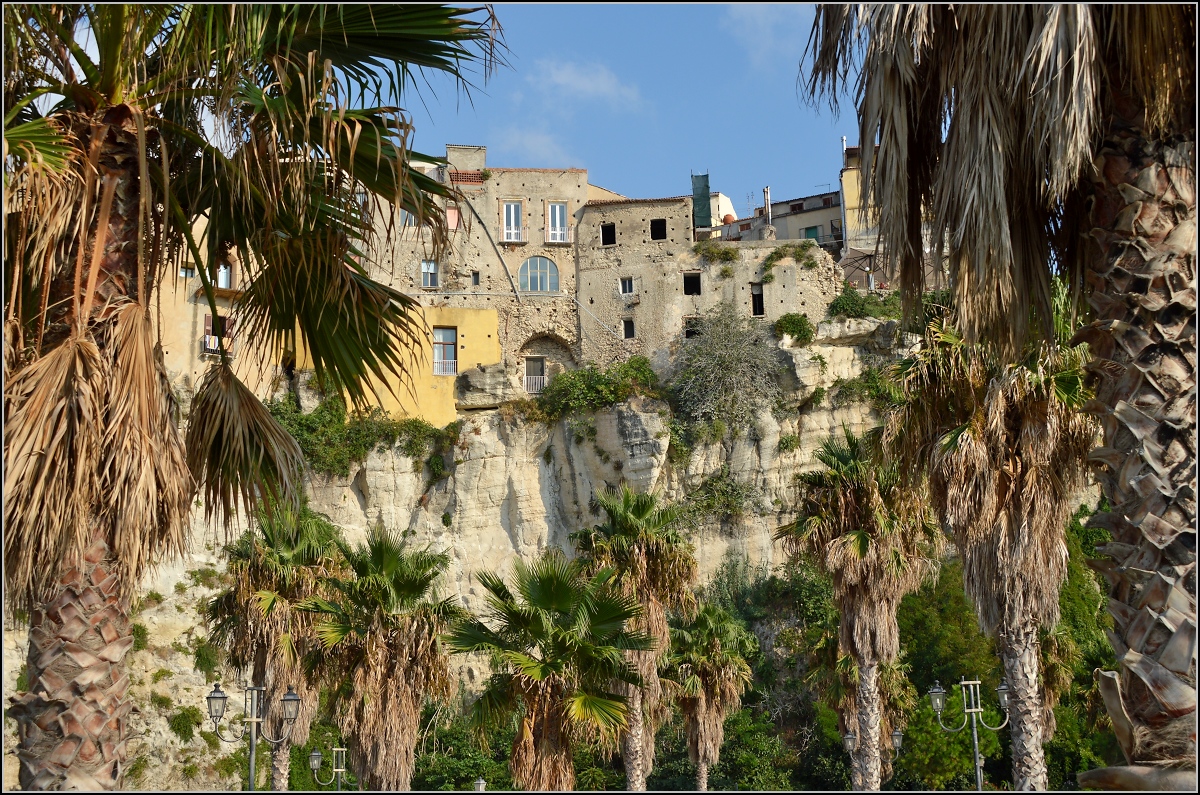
[545, 227, 574, 245]
[433, 359, 458, 376]
[524, 375, 547, 394]
[200, 335, 234, 357]
[502, 226, 528, 244]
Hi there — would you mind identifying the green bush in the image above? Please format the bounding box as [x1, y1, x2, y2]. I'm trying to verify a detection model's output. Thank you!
[827, 280, 902, 320]
[131, 623, 149, 651]
[181, 763, 199, 781]
[693, 239, 739, 263]
[152, 669, 173, 684]
[141, 591, 164, 609]
[804, 386, 826, 410]
[777, 434, 801, 453]
[174, 581, 188, 595]
[186, 566, 225, 589]
[686, 466, 760, 521]
[829, 367, 900, 411]
[150, 692, 173, 711]
[536, 355, 658, 421]
[267, 393, 462, 477]
[773, 313, 815, 346]
[192, 639, 221, 682]
[168, 706, 205, 744]
[719, 264, 734, 278]
[200, 730, 220, 753]
[126, 756, 150, 784]
[441, 512, 452, 527]
[16, 664, 28, 692]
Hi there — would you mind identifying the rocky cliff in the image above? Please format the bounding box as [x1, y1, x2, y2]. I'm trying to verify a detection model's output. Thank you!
[3, 316, 914, 791]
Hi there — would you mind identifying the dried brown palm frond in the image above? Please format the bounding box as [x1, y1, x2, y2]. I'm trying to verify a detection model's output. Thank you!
[185, 361, 304, 532]
[99, 302, 192, 605]
[803, 4, 1195, 354]
[3, 333, 107, 613]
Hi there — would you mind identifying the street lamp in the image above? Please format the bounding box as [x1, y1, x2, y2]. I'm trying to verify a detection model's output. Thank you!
[206, 682, 302, 791]
[929, 677, 1010, 792]
[891, 728, 904, 752]
[842, 730, 857, 753]
[309, 746, 348, 790]
[474, 777, 487, 791]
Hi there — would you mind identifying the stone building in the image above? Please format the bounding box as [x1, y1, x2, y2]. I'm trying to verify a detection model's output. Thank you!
[717, 188, 844, 255]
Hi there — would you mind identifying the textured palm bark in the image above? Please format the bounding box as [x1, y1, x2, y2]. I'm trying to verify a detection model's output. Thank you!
[855, 662, 882, 791]
[696, 759, 708, 791]
[1072, 102, 1196, 786]
[270, 741, 290, 791]
[621, 683, 647, 791]
[8, 537, 134, 790]
[1001, 627, 1049, 790]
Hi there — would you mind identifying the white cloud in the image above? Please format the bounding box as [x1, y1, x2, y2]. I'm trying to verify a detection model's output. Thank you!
[528, 59, 643, 111]
[494, 127, 577, 168]
[724, 4, 812, 71]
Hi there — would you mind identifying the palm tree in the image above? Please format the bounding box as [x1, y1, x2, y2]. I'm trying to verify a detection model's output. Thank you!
[3, 5, 499, 788]
[883, 312, 1097, 789]
[203, 504, 340, 790]
[664, 603, 756, 792]
[446, 550, 654, 791]
[802, 7, 1195, 785]
[299, 525, 461, 791]
[570, 486, 698, 791]
[775, 427, 941, 790]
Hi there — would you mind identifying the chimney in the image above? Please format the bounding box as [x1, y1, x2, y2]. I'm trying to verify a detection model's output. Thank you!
[764, 186, 772, 226]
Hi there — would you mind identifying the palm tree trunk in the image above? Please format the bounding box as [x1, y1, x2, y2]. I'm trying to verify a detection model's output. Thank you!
[855, 661, 882, 791]
[622, 683, 647, 791]
[1001, 626, 1049, 790]
[270, 740, 291, 790]
[8, 535, 133, 790]
[1072, 97, 1196, 787]
[696, 759, 709, 791]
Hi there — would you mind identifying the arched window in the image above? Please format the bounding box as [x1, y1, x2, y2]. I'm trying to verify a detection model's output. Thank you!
[519, 256, 559, 292]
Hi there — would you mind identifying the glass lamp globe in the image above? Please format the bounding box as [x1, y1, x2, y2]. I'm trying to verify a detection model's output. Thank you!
[206, 683, 228, 723]
[996, 679, 1011, 712]
[308, 749, 322, 773]
[891, 728, 904, 751]
[929, 680, 947, 714]
[281, 685, 301, 723]
[842, 731, 857, 753]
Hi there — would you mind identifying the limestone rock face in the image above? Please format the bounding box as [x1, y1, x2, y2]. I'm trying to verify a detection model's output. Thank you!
[456, 363, 519, 408]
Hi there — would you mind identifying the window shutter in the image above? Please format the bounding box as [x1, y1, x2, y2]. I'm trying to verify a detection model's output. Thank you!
[204, 313, 212, 336]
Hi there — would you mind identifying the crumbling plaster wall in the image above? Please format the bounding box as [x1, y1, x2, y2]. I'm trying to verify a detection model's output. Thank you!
[576, 197, 843, 371]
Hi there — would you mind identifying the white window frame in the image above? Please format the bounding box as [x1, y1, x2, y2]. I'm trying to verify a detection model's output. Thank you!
[619, 277, 635, 295]
[433, 327, 457, 375]
[216, 261, 233, 289]
[503, 201, 523, 242]
[547, 202, 569, 243]
[519, 256, 559, 292]
[421, 259, 439, 289]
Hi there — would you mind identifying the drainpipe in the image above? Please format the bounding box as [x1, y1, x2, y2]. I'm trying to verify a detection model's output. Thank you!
[460, 194, 522, 303]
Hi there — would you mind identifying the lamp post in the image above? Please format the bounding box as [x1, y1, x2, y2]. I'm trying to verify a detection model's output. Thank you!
[206, 682, 301, 791]
[929, 678, 1010, 792]
[309, 747, 348, 791]
[474, 777, 487, 791]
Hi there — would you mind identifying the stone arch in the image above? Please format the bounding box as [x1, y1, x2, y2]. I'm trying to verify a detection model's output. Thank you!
[517, 332, 576, 395]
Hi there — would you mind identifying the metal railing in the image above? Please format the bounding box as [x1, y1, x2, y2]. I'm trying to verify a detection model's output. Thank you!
[433, 359, 458, 376]
[524, 375, 547, 394]
[200, 335, 234, 356]
[502, 226, 528, 243]
[545, 227, 573, 244]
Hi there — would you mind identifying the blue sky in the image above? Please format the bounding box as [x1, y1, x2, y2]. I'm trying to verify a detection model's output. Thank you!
[404, 4, 860, 219]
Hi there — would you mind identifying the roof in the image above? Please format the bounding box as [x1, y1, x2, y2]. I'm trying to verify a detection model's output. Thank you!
[773, 190, 840, 207]
[490, 167, 587, 173]
[585, 195, 691, 207]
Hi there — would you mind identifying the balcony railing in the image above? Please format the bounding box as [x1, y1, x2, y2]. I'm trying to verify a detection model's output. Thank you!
[434, 359, 458, 376]
[502, 226, 528, 243]
[545, 227, 573, 244]
[525, 375, 547, 394]
[200, 335, 234, 356]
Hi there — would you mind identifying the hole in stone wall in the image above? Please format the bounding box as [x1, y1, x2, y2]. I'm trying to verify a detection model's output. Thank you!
[601, 224, 616, 245]
[650, 219, 667, 240]
[683, 272, 702, 296]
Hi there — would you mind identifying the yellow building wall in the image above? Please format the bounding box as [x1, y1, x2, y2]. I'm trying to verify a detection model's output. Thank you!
[296, 304, 503, 428]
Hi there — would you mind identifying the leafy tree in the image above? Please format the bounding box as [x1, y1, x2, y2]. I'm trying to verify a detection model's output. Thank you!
[300, 526, 462, 790]
[2, 5, 499, 788]
[884, 309, 1097, 789]
[804, 8, 1196, 785]
[446, 550, 653, 791]
[776, 427, 941, 790]
[203, 503, 341, 790]
[571, 486, 697, 790]
[664, 603, 757, 791]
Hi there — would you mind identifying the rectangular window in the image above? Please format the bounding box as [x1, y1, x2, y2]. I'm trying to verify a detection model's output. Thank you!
[751, 283, 765, 317]
[620, 277, 635, 295]
[433, 327, 457, 375]
[447, 206, 460, 230]
[179, 263, 196, 279]
[804, 226, 821, 240]
[421, 260, 439, 288]
[739, 222, 751, 232]
[649, 218, 667, 240]
[547, 202, 569, 243]
[215, 262, 233, 290]
[623, 319, 635, 339]
[400, 209, 417, 227]
[471, 271, 480, 286]
[601, 223, 616, 246]
[683, 317, 701, 339]
[831, 219, 843, 240]
[790, 203, 804, 214]
[202, 313, 235, 355]
[503, 201, 523, 242]
[525, 357, 546, 394]
[683, 272, 702, 296]
[823, 196, 833, 207]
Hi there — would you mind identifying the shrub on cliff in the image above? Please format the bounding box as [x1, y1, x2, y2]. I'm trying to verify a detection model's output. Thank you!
[773, 313, 816, 346]
[670, 302, 783, 430]
[536, 356, 658, 420]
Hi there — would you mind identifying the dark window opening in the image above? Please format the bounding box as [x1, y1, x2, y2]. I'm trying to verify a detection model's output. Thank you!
[823, 196, 833, 207]
[620, 277, 634, 294]
[683, 317, 701, 338]
[471, 271, 480, 286]
[790, 203, 803, 214]
[601, 223, 617, 246]
[739, 222, 751, 232]
[623, 319, 635, 339]
[683, 272, 702, 296]
[751, 283, 765, 317]
[649, 219, 667, 240]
